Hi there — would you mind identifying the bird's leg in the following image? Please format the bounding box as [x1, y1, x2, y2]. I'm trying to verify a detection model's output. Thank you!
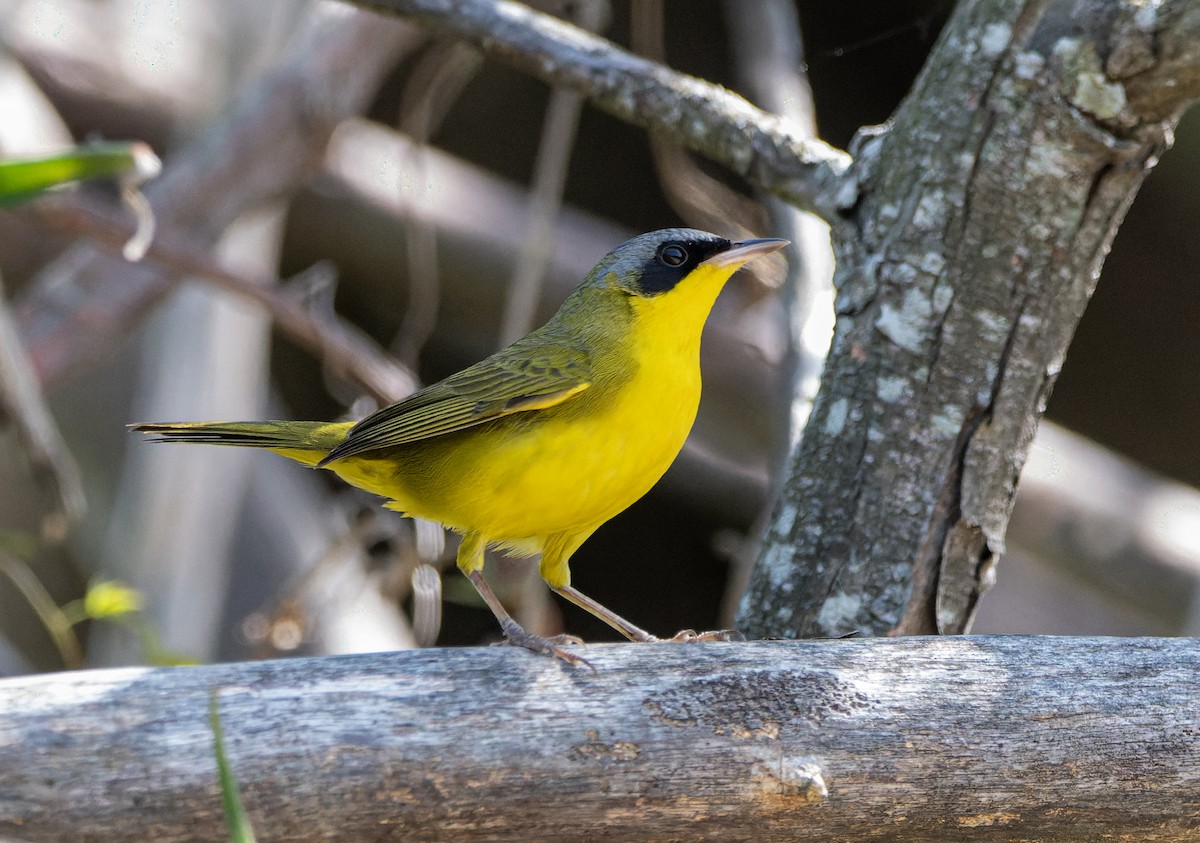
[551, 585, 657, 642]
[541, 532, 744, 644]
[553, 586, 745, 643]
[458, 534, 590, 668]
[538, 532, 655, 642]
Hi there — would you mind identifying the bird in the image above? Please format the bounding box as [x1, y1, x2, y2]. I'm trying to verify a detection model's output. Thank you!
[133, 228, 787, 665]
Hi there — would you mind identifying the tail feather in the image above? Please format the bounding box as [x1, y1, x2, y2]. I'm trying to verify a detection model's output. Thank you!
[130, 420, 353, 467]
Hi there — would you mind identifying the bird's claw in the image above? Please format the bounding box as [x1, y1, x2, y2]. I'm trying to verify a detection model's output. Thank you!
[543, 633, 586, 646]
[662, 628, 746, 643]
[496, 623, 593, 669]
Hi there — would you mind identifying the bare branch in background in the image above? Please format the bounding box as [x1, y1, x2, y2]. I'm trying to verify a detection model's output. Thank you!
[32, 201, 416, 405]
[629, 0, 766, 245]
[721, 0, 833, 441]
[0, 550, 82, 669]
[498, 0, 607, 347]
[409, 563, 442, 647]
[392, 40, 483, 368]
[15, 5, 424, 392]
[719, 0, 836, 626]
[0, 279, 84, 540]
[0, 43, 85, 541]
[347, 0, 853, 221]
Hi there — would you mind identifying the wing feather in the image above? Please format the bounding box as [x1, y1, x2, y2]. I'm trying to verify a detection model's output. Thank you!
[318, 344, 591, 464]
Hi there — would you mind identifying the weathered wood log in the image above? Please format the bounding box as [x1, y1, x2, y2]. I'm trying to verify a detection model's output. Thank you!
[1, 637, 1197, 841]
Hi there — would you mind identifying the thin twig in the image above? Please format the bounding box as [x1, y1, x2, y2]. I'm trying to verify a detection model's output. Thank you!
[0, 275, 85, 539]
[392, 40, 483, 367]
[718, 0, 836, 628]
[629, 1, 765, 244]
[498, 0, 607, 347]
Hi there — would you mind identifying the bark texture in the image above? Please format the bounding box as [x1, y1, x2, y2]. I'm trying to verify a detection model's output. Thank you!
[738, 0, 1200, 638]
[1, 637, 1198, 842]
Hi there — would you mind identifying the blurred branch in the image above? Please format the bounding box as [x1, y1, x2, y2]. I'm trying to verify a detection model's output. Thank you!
[0, 550, 82, 669]
[6, 40, 183, 151]
[499, 0, 607, 347]
[629, 1, 765, 243]
[722, 0, 832, 440]
[0, 277, 84, 539]
[344, 0, 853, 222]
[1012, 423, 1200, 633]
[31, 201, 416, 405]
[392, 40, 483, 367]
[719, 0, 836, 625]
[15, 6, 424, 392]
[239, 461, 419, 658]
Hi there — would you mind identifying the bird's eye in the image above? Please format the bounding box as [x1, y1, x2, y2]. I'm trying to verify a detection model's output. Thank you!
[659, 244, 688, 266]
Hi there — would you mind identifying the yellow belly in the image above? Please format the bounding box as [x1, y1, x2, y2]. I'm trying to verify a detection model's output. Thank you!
[332, 367, 698, 548]
[330, 346, 701, 551]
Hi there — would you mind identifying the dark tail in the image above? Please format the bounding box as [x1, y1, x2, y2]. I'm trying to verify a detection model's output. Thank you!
[130, 420, 353, 467]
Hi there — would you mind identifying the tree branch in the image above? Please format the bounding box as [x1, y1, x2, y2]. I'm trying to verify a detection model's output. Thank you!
[343, 0, 853, 222]
[31, 200, 417, 405]
[2, 637, 1198, 842]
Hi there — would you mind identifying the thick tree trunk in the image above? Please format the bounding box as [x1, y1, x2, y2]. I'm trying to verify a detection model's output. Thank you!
[738, 0, 1200, 638]
[1, 638, 1198, 842]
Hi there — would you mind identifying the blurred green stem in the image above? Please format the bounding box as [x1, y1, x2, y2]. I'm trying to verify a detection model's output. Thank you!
[0, 550, 83, 669]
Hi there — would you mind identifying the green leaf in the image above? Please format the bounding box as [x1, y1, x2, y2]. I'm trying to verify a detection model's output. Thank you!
[0, 141, 160, 207]
[82, 580, 145, 619]
[209, 693, 258, 843]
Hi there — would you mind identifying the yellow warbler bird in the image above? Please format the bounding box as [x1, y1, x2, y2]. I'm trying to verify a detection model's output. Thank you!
[134, 229, 786, 664]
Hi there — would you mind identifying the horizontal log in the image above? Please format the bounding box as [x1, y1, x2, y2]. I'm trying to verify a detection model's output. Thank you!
[1, 637, 1198, 841]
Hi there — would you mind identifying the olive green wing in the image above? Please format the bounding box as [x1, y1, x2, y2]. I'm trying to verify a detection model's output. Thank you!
[318, 344, 592, 464]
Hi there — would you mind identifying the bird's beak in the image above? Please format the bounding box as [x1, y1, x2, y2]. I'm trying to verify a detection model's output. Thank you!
[700, 237, 790, 268]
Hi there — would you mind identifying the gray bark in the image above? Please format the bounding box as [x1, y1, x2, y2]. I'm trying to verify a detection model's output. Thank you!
[738, 0, 1200, 638]
[2, 637, 1199, 842]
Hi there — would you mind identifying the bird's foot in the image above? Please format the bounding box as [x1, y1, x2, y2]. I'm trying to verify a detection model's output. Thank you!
[496, 620, 593, 669]
[659, 628, 746, 643]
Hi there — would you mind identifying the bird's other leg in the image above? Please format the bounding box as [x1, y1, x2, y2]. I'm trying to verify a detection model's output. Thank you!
[542, 531, 744, 643]
[458, 532, 590, 668]
[540, 531, 657, 642]
[553, 586, 744, 643]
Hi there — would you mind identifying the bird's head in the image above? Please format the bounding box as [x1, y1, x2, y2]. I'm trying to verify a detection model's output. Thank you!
[586, 228, 787, 302]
